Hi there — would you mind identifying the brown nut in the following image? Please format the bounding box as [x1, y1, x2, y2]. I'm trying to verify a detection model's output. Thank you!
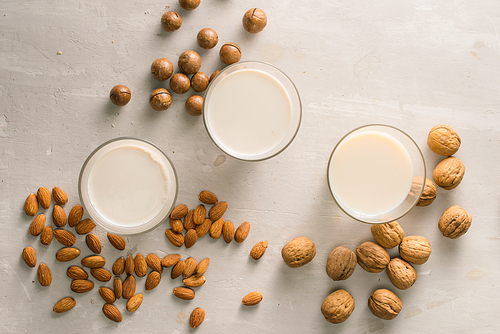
[438, 205, 472, 239]
[197, 28, 218, 49]
[179, 0, 200, 11]
[209, 70, 220, 83]
[170, 73, 191, 94]
[151, 58, 173, 81]
[110, 85, 131, 106]
[325, 246, 356, 281]
[220, 43, 241, 65]
[185, 95, 203, 116]
[281, 237, 316, 268]
[178, 50, 201, 75]
[149, 88, 172, 111]
[370, 221, 404, 249]
[242, 8, 267, 33]
[368, 289, 402, 320]
[432, 156, 465, 190]
[191, 72, 209, 92]
[321, 289, 355, 324]
[386, 258, 417, 290]
[161, 11, 182, 32]
[427, 125, 461, 156]
[356, 241, 390, 273]
[416, 178, 437, 206]
[399, 235, 431, 265]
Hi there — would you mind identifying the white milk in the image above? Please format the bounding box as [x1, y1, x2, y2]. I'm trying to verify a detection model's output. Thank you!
[206, 69, 292, 157]
[328, 131, 413, 216]
[87, 146, 169, 226]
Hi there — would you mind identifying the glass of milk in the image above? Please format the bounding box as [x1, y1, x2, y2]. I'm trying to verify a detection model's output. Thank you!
[203, 61, 302, 161]
[327, 125, 426, 224]
[78, 137, 178, 235]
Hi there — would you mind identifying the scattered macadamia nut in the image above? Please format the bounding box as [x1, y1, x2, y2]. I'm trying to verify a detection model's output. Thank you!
[178, 50, 201, 74]
[281, 237, 316, 268]
[170, 73, 191, 94]
[209, 70, 220, 82]
[368, 289, 402, 320]
[321, 289, 355, 324]
[220, 42, 241, 65]
[432, 156, 465, 190]
[416, 178, 437, 206]
[399, 235, 431, 265]
[370, 221, 404, 249]
[191, 72, 209, 92]
[356, 241, 390, 273]
[185, 95, 203, 116]
[161, 11, 182, 32]
[109, 85, 131, 106]
[386, 258, 417, 290]
[325, 246, 356, 281]
[242, 8, 267, 33]
[197, 28, 218, 49]
[179, 0, 200, 11]
[149, 88, 172, 111]
[438, 205, 472, 239]
[427, 125, 461, 156]
[151, 58, 173, 81]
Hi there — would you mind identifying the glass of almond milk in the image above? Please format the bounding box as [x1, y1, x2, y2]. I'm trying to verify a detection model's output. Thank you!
[203, 61, 302, 161]
[327, 125, 426, 224]
[78, 137, 178, 235]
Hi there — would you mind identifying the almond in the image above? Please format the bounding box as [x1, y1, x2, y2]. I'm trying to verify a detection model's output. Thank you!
[161, 254, 181, 268]
[193, 204, 206, 225]
[145, 271, 161, 291]
[68, 205, 83, 227]
[173, 287, 195, 300]
[184, 229, 198, 249]
[91, 268, 112, 282]
[195, 218, 212, 238]
[250, 241, 268, 260]
[99, 287, 116, 304]
[184, 209, 196, 230]
[209, 218, 224, 239]
[165, 229, 184, 247]
[190, 307, 205, 329]
[235, 222, 251, 243]
[171, 260, 185, 279]
[134, 253, 148, 277]
[222, 220, 234, 244]
[242, 291, 263, 306]
[170, 218, 184, 234]
[53, 297, 76, 313]
[66, 266, 88, 280]
[75, 218, 96, 235]
[52, 186, 68, 205]
[183, 274, 205, 288]
[198, 190, 218, 205]
[52, 205, 67, 227]
[126, 293, 143, 313]
[103, 303, 122, 322]
[86, 233, 102, 254]
[37, 263, 52, 286]
[146, 253, 162, 273]
[107, 232, 126, 250]
[170, 204, 188, 220]
[22, 246, 36, 268]
[183, 257, 197, 278]
[37, 187, 51, 209]
[29, 214, 45, 236]
[114, 276, 122, 299]
[125, 254, 134, 275]
[195, 258, 210, 276]
[81, 255, 105, 268]
[56, 247, 81, 262]
[40, 225, 53, 245]
[53, 229, 76, 246]
[71, 279, 94, 293]
[209, 201, 228, 221]
[122, 275, 136, 299]
[112, 257, 125, 276]
[24, 194, 38, 216]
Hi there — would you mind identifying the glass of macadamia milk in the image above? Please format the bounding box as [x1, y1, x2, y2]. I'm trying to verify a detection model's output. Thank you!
[327, 125, 426, 224]
[79, 137, 178, 235]
[203, 61, 302, 161]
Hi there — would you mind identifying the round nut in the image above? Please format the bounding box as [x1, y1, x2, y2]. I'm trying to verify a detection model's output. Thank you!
[185, 95, 203, 116]
[220, 43, 241, 65]
[151, 58, 173, 81]
[170, 73, 191, 94]
[197, 28, 218, 49]
[325, 246, 356, 281]
[209, 70, 220, 83]
[149, 88, 172, 111]
[321, 289, 355, 324]
[191, 72, 209, 92]
[281, 237, 316, 268]
[399, 235, 431, 265]
[370, 221, 404, 249]
[356, 241, 390, 273]
[386, 258, 417, 290]
[432, 156, 465, 190]
[178, 50, 201, 74]
[109, 85, 131, 106]
[368, 289, 402, 320]
[416, 178, 437, 206]
[427, 125, 461, 156]
[161, 11, 182, 32]
[179, 0, 200, 10]
[438, 205, 472, 239]
[242, 8, 267, 33]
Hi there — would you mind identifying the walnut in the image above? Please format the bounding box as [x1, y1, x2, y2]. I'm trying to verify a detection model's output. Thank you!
[427, 125, 461, 156]
[438, 205, 472, 239]
[325, 246, 356, 281]
[370, 221, 404, 248]
[432, 157, 465, 190]
[386, 258, 417, 290]
[281, 237, 316, 268]
[356, 241, 390, 273]
[399, 236, 431, 265]
[368, 289, 402, 320]
[321, 289, 355, 324]
[416, 178, 437, 206]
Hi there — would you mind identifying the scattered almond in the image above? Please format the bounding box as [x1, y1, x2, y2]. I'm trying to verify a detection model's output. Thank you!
[183, 257, 197, 278]
[53, 297, 76, 313]
[250, 241, 268, 260]
[114, 276, 122, 299]
[66, 266, 88, 280]
[103, 303, 122, 322]
[40, 225, 53, 245]
[184, 209, 196, 230]
[165, 228, 184, 247]
[161, 254, 181, 268]
[52, 187, 68, 205]
[122, 275, 136, 299]
[37, 263, 52, 286]
[126, 293, 144, 312]
[53, 229, 76, 246]
[56, 247, 81, 262]
[209, 201, 228, 221]
[171, 260, 185, 279]
[146, 253, 163, 273]
[173, 287, 195, 300]
[170, 218, 184, 234]
[112, 257, 125, 276]
[195, 218, 212, 237]
[22, 246, 36, 268]
[68, 205, 83, 227]
[81, 255, 106, 268]
[71, 279, 94, 293]
[242, 291, 263, 306]
[91, 268, 112, 282]
[86, 233, 102, 254]
[193, 204, 206, 225]
[170, 204, 188, 220]
[99, 287, 116, 304]
[235, 222, 251, 243]
[75, 218, 96, 235]
[125, 254, 134, 275]
[134, 253, 148, 277]
[29, 214, 46, 236]
[183, 274, 206, 288]
[195, 258, 210, 276]
[190, 307, 205, 329]
[185, 229, 198, 248]
[209, 218, 224, 239]
[37, 187, 51, 209]
[52, 205, 67, 227]
[199, 190, 218, 205]
[24, 194, 38, 216]
[107, 232, 126, 250]
[145, 271, 161, 290]
[222, 220, 234, 244]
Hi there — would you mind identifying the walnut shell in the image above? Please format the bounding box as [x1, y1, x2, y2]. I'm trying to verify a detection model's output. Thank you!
[427, 125, 461, 156]
[432, 157, 465, 190]
[370, 221, 404, 249]
[399, 236, 431, 265]
[281, 237, 316, 268]
[356, 241, 390, 273]
[386, 258, 417, 290]
[368, 289, 402, 320]
[416, 178, 437, 206]
[321, 289, 355, 324]
[325, 246, 356, 281]
[438, 205, 472, 239]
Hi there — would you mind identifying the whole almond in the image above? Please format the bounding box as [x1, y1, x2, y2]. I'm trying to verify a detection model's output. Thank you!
[99, 287, 116, 304]
[173, 287, 195, 300]
[195, 218, 212, 237]
[184, 209, 196, 230]
[53, 229, 76, 246]
[161, 254, 181, 268]
[86, 234, 102, 254]
[134, 253, 147, 277]
[146, 253, 162, 273]
[170, 204, 188, 220]
[209, 201, 228, 221]
[103, 303, 122, 322]
[145, 271, 161, 291]
[67, 266, 88, 280]
[235, 222, 251, 243]
[170, 218, 184, 234]
[29, 214, 46, 236]
[24, 194, 38, 216]
[122, 275, 136, 299]
[37, 187, 51, 209]
[107, 232, 126, 250]
[91, 268, 112, 282]
[22, 246, 36, 268]
[112, 257, 126, 276]
[184, 229, 198, 248]
[171, 260, 185, 279]
[209, 218, 224, 239]
[52, 187, 68, 205]
[52, 205, 67, 227]
[199, 190, 218, 205]
[195, 258, 210, 276]
[56, 247, 81, 262]
[190, 307, 205, 329]
[68, 205, 83, 227]
[126, 293, 144, 312]
[71, 279, 94, 293]
[183, 274, 206, 288]
[40, 225, 53, 245]
[222, 220, 234, 244]
[53, 297, 76, 313]
[125, 254, 134, 275]
[242, 291, 263, 306]
[183, 257, 197, 278]
[37, 263, 52, 286]
[75, 219, 96, 235]
[81, 255, 106, 268]
[114, 276, 123, 299]
[250, 241, 268, 260]
[165, 229, 184, 247]
[193, 204, 206, 225]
